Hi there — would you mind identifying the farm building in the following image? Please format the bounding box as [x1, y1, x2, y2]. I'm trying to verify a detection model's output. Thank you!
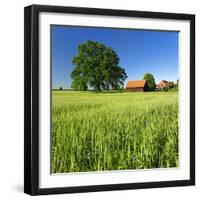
[126, 80, 148, 92]
[156, 80, 174, 90]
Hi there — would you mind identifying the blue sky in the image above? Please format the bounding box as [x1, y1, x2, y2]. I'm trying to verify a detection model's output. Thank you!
[51, 25, 178, 89]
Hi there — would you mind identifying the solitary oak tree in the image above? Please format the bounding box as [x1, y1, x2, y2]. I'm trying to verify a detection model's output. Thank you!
[71, 40, 127, 92]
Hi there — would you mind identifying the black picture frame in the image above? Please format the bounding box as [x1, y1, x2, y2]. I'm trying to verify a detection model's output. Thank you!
[24, 4, 195, 196]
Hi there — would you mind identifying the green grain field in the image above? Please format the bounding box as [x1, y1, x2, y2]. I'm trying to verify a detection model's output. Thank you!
[51, 91, 178, 173]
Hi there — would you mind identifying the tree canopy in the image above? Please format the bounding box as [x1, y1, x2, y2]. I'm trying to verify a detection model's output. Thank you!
[71, 40, 127, 92]
[143, 73, 156, 91]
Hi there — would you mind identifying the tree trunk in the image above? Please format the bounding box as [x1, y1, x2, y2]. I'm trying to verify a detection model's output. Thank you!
[96, 83, 101, 92]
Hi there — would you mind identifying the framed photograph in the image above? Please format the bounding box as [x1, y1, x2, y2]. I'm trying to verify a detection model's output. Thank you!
[24, 4, 195, 195]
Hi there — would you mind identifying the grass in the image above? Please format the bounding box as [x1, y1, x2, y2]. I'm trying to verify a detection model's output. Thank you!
[51, 91, 178, 173]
